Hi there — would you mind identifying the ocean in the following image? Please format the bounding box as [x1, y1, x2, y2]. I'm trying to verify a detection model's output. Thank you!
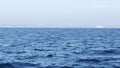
[0, 28, 120, 68]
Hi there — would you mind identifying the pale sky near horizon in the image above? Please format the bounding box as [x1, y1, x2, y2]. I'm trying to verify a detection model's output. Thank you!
[0, 0, 120, 27]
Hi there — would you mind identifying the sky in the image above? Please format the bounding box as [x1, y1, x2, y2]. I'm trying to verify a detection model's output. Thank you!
[0, 0, 120, 28]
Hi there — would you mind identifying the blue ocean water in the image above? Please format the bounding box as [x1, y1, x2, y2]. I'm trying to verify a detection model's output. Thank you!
[0, 28, 120, 68]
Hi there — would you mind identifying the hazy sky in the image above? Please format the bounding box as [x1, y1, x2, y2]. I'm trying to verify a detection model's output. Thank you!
[0, 0, 120, 27]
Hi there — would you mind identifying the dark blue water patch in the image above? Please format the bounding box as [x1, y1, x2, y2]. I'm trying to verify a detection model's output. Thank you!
[75, 58, 101, 63]
[33, 48, 54, 51]
[0, 63, 14, 68]
[0, 62, 39, 68]
[90, 48, 120, 55]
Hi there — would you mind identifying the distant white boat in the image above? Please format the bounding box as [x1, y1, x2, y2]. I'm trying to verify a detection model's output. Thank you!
[96, 25, 104, 28]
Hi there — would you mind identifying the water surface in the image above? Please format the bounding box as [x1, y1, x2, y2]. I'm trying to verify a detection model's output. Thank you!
[0, 28, 120, 68]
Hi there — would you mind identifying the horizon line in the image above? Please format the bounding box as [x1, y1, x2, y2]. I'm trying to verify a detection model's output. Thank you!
[0, 26, 119, 28]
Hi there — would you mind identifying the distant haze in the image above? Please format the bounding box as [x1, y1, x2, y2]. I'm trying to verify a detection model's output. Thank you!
[0, 0, 120, 28]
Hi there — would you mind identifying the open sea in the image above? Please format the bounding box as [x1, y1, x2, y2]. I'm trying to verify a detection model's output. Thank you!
[0, 28, 120, 68]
